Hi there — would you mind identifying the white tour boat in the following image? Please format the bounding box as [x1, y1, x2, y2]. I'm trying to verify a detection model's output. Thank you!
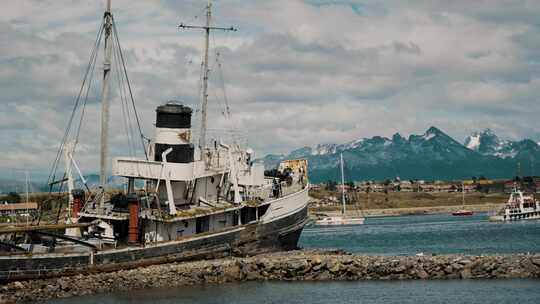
[489, 187, 540, 222]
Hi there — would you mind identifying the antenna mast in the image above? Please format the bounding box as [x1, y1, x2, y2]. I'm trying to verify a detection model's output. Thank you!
[100, 0, 113, 197]
[178, 1, 236, 148]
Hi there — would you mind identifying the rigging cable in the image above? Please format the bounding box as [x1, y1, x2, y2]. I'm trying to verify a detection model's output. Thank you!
[112, 16, 148, 160]
[47, 22, 105, 190]
[112, 37, 135, 158]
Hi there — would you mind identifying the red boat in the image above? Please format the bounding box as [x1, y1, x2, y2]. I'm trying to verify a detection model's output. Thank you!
[452, 209, 474, 216]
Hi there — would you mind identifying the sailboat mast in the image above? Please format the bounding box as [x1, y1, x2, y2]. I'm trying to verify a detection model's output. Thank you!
[200, 1, 211, 148]
[25, 170, 29, 204]
[341, 153, 346, 215]
[462, 181, 465, 207]
[100, 0, 113, 193]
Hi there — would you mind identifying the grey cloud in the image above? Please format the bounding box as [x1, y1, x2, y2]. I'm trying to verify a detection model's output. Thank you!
[1, 0, 539, 174]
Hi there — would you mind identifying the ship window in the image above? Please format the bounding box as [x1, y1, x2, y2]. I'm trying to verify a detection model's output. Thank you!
[210, 176, 215, 184]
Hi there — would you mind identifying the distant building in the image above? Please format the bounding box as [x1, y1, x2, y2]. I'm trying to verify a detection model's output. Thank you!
[399, 180, 413, 192]
[419, 183, 435, 192]
[336, 184, 352, 191]
[310, 184, 322, 190]
[0, 202, 38, 216]
[462, 183, 477, 193]
[504, 180, 517, 193]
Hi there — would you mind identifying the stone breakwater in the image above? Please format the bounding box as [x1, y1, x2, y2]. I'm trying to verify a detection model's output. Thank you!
[2, 250, 540, 303]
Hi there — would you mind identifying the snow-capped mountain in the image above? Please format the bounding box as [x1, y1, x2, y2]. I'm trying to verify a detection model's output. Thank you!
[464, 129, 511, 157]
[262, 127, 540, 182]
[464, 129, 540, 159]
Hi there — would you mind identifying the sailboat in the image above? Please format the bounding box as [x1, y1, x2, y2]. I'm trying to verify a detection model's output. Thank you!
[452, 182, 473, 216]
[315, 153, 364, 225]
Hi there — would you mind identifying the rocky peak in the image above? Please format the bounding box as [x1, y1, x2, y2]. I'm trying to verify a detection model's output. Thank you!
[392, 133, 406, 144]
[464, 129, 505, 155]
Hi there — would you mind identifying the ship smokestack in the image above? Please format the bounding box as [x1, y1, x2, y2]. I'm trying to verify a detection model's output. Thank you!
[71, 189, 85, 218]
[154, 102, 194, 163]
[127, 194, 139, 244]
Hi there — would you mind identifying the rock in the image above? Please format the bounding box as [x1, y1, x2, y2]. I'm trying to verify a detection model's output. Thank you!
[287, 259, 309, 271]
[417, 270, 429, 279]
[451, 263, 463, 270]
[12, 281, 25, 290]
[328, 262, 341, 274]
[222, 264, 241, 280]
[3, 251, 539, 302]
[393, 265, 407, 273]
[245, 270, 262, 281]
[460, 268, 472, 279]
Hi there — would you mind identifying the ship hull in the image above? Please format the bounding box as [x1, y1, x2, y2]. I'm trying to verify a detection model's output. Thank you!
[489, 211, 540, 222]
[0, 188, 309, 282]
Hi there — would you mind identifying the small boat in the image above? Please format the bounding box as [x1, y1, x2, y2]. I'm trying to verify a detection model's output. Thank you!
[452, 182, 473, 216]
[489, 186, 540, 222]
[452, 209, 474, 216]
[314, 153, 364, 226]
[315, 216, 364, 225]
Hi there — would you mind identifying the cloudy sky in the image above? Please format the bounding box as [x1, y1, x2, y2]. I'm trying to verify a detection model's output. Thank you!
[1, 0, 539, 177]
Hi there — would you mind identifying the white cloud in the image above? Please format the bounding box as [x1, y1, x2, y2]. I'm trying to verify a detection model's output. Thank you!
[1, 0, 539, 176]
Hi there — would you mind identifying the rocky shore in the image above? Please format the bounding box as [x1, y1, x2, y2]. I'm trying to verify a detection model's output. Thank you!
[2, 250, 540, 303]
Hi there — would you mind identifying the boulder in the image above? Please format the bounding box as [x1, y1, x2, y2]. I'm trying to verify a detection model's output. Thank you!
[460, 268, 472, 279]
[417, 270, 429, 279]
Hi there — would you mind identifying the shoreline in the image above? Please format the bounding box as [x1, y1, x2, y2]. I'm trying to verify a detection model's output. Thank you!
[310, 203, 504, 217]
[2, 250, 539, 303]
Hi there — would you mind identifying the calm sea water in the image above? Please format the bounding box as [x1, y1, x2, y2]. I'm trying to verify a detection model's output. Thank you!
[48, 213, 540, 304]
[49, 280, 540, 304]
[300, 213, 540, 255]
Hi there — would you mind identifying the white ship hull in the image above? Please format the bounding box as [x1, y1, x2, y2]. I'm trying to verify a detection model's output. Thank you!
[489, 189, 540, 222]
[489, 211, 540, 222]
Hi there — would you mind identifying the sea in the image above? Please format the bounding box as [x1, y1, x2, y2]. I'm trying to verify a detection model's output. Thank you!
[300, 212, 540, 255]
[48, 213, 540, 304]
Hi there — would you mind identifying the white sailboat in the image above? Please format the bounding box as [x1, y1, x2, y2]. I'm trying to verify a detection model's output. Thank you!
[452, 182, 473, 216]
[315, 153, 365, 226]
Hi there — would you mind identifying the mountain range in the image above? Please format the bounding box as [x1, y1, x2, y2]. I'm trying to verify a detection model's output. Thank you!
[262, 127, 540, 183]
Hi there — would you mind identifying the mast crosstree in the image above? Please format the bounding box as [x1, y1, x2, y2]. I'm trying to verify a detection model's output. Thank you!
[178, 1, 237, 148]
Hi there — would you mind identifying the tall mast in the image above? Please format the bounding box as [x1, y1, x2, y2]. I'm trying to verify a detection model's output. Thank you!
[100, 0, 113, 195]
[341, 153, 346, 215]
[178, 1, 236, 149]
[200, 0, 211, 148]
